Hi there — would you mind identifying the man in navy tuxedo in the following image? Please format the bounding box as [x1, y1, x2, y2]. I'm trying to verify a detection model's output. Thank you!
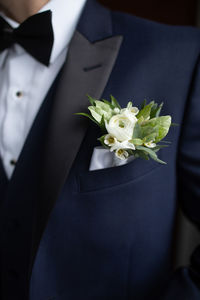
[0, 0, 200, 299]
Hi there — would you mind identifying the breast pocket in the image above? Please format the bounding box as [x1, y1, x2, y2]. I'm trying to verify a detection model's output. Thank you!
[77, 156, 163, 193]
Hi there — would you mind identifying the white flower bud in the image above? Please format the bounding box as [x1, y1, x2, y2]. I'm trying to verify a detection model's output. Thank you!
[115, 149, 129, 160]
[114, 108, 120, 114]
[104, 134, 118, 147]
[144, 141, 156, 148]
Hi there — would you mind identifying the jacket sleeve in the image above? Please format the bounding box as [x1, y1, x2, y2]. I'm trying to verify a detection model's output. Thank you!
[160, 56, 200, 300]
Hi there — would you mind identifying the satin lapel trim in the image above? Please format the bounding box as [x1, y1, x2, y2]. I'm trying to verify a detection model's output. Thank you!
[43, 30, 123, 202]
[31, 31, 123, 268]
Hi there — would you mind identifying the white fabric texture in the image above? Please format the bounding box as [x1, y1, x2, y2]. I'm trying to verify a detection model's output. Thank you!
[0, 0, 87, 179]
[89, 146, 135, 171]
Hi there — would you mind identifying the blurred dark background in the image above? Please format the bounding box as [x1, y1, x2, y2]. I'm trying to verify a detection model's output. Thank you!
[99, 0, 198, 26]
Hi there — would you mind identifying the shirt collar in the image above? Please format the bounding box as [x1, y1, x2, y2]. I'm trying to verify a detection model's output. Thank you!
[0, 0, 87, 64]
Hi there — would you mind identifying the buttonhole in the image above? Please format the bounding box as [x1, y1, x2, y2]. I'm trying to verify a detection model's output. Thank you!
[83, 64, 102, 72]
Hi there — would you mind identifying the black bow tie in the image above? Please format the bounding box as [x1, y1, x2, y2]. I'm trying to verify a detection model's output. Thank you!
[0, 10, 54, 66]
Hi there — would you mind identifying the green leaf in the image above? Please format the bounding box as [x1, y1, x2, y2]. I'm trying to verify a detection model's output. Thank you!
[88, 106, 102, 123]
[95, 100, 112, 113]
[127, 149, 135, 156]
[143, 132, 157, 143]
[132, 122, 142, 138]
[155, 102, 164, 117]
[153, 144, 169, 151]
[87, 94, 96, 106]
[75, 112, 99, 126]
[136, 145, 166, 164]
[140, 124, 159, 139]
[149, 103, 158, 119]
[88, 100, 113, 123]
[99, 115, 106, 132]
[136, 145, 157, 156]
[102, 99, 114, 109]
[150, 102, 163, 118]
[137, 101, 155, 120]
[150, 155, 167, 164]
[110, 95, 121, 109]
[98, 135, 109, 148]
[153, 116, 171, 143]
[131, 138, 143, 145]
[140, 99, 147, 110]
[141, 116, 171, 143]
[137, 116, 145, 125]
[134, 150, 149, 160]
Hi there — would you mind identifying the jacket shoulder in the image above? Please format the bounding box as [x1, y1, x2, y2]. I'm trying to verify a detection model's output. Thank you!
[111, 10, 200, 50]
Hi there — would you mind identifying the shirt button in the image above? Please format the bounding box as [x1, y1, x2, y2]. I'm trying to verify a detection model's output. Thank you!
[10, 159, 17, 166]
[16, 91, 23, 98]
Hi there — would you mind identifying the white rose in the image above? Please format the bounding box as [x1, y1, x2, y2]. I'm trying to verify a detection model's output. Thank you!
[105, 112, 138, 142]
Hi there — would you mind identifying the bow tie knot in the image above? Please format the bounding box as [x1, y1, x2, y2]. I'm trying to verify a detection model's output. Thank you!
[0, 10, 54, 66]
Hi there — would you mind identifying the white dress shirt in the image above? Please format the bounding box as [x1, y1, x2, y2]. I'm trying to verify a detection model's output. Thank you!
[0, 0, 87, 179]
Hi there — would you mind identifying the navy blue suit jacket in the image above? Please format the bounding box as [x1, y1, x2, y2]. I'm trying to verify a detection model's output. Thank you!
[26, 0, 200, 299]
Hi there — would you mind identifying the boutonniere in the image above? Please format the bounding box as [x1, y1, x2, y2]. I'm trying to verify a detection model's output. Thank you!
[77, 95, 174, 164]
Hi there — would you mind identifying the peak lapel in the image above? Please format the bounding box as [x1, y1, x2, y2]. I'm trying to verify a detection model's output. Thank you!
[30, 29, 123, 270]
[43, 31, 123, 200]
